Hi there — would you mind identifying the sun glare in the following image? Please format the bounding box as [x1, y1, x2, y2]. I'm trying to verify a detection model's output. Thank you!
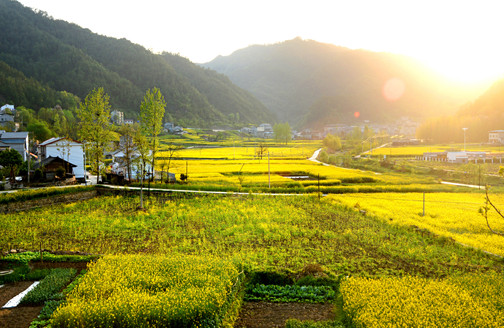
[382, 78, 405, 102]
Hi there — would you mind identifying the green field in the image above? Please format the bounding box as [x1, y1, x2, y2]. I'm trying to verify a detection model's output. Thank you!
[2, 138, 504, 327]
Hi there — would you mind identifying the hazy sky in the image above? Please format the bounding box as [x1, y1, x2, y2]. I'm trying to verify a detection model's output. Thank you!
[17, 0, 504, 85]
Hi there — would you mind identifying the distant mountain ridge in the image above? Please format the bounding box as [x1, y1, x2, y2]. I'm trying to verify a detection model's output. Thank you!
[204, 38, 480, 128]
[417, 78, 504, 142]
[0, 0, 275, 126]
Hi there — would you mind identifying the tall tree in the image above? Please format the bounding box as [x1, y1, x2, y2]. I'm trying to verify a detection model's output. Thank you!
[140, 88, 166, 182]
[323, 134, 342, 152]
[163, 143, 182, 183]
[273, 122, 292, 144]
[118, 124, 139, 182]
[133, 128, 151, 209]
[0, 148, 23, 183]
[77, 88, 114, 183]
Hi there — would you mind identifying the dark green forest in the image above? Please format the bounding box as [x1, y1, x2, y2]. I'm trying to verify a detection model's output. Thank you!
[204, 38, 480, 128]
[0, 0, 275, 127]
[0, 61, 79, 110]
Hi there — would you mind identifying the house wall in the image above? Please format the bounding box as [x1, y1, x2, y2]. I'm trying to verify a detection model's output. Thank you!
[45, 141, 85, 179]
[8, 141, 27, 161]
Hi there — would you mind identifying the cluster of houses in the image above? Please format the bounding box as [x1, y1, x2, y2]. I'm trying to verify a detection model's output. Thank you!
[238, 118, 420, 141]
[418, 151, 504, 164]
[240, 123, 274, 138]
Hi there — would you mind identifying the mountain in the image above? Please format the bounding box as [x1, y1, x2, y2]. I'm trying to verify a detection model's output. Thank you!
[417, 78, 504, 143]
[0, 60, 80, 110]
[0, 0, 274, 126]
[203, 38, 480, 128]
[161, 53, 274, 124]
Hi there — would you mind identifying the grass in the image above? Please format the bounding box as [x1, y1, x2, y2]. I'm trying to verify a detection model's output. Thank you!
[0, 195, 500, 278]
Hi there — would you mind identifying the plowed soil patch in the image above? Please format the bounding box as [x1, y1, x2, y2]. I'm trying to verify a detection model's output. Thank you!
[0, 306, 43, 328]
[235, 301, 335, 328]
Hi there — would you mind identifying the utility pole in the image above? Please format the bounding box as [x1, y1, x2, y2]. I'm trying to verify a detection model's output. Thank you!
[268, 151, 270, 189]
[422, 192, 426, 217]
[318, 174, 320, 200]
[462, 127, 468, 152]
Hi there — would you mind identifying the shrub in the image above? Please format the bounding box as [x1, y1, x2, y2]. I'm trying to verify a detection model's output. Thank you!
[245, 284, 336, 303]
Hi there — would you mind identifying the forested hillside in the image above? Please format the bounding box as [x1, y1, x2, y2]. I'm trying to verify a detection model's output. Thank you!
[161, 53, 274, 123]
[417, 78, 504, 143]
[0, 60, 79, 110]
[0, 0, 274, 126]
[204, 38, 479, 128]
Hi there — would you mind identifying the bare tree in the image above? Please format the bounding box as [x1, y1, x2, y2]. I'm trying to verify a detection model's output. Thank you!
[164, 143, 182, 183]
[256, 142, 268, 160]
[480, 186, 504, 236]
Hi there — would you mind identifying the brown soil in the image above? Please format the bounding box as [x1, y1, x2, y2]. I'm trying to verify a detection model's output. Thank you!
[30, 261, 89, 271]
[0, 306, 43, 328]
[0, 281, 43, 328]
[234, 302, 336, 328]
[0, 281, 34, 308]
[0, 261, 90, 328]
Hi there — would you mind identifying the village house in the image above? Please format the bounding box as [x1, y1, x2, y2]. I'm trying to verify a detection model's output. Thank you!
[110, 149, 153, 181]
[32, 156, 77, 181]
[489, 130, 504, 144]
[0, 131, 29, 161]
[111, 110, 125, 125]
[38, 137, 86, 179]
[421, 151, 490, 163]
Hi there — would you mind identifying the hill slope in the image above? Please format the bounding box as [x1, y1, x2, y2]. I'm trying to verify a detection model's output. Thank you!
[0, 0, 274, 126]
[204, 38, 479, 127]
[417, 78, 504, 142]
[0, 60, 80, 110]
[161, 53, 275, 123]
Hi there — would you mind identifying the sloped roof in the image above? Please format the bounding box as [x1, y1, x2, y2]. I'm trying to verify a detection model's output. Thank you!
[39, 137, 82, 146]
[32, 156, 77, 170]
[0, 131, 28, 139]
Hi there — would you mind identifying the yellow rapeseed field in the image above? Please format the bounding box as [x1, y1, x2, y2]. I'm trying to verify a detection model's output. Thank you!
[341, 273, 504, 327]
[330, 192, 504, 256]
[51, 254, 243, 328]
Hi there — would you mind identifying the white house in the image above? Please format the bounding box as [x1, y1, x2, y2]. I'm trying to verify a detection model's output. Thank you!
[38, 137, 86, 179]
[110, 149, 153, 181]
[0, 104, 15, 113]
[446, 152, 468, 163]
[489, 130, 504, 144]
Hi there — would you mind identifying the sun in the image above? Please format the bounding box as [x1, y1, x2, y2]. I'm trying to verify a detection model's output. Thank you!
[414, 45, 504, 86]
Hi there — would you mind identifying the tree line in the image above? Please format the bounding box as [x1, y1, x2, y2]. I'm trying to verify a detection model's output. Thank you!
[79, 87, 166, 208]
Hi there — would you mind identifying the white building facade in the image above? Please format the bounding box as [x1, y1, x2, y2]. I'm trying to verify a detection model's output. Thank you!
[38, 137, 86, 179]
[489, 130, 504, 144]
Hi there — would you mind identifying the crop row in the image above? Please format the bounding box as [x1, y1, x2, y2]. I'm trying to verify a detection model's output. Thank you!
[51, 254, 243, 328]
